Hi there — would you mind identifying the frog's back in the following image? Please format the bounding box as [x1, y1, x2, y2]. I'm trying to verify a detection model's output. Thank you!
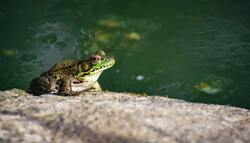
[48, 60, 78, 76]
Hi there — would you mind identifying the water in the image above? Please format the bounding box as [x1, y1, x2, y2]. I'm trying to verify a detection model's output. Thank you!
[0, 0, 250, 109]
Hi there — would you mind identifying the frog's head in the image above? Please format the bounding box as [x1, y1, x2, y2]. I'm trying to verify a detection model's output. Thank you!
[76, 50, 115, 82]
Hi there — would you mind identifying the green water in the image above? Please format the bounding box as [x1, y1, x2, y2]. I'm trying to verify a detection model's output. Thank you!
[0, 0, 250, 108]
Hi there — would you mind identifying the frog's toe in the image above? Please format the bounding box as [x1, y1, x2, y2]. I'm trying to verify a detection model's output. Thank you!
[88, 82, 102, 92]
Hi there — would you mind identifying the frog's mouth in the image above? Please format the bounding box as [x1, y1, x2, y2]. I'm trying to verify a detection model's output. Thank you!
[91, 57, 115, 73]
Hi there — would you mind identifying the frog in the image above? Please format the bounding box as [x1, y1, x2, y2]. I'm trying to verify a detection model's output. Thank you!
[29, 50, 115, 96]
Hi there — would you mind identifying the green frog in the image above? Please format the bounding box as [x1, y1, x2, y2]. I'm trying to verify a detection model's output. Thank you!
[29, 50, 115, 96]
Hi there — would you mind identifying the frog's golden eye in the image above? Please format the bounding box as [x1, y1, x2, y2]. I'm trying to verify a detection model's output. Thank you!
[81, 63, 89, 71]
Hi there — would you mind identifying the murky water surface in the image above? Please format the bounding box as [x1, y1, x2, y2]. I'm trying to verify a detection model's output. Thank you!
[0, 0, 250, 108]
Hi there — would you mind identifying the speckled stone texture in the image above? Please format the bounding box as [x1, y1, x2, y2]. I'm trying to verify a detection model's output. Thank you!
[0, 89, 250, 143]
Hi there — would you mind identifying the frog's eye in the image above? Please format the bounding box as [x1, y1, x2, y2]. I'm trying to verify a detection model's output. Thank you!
[91, 55, 101, 65]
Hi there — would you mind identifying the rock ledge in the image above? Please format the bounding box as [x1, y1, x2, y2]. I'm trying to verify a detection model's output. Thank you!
[0, 89, 250, 143]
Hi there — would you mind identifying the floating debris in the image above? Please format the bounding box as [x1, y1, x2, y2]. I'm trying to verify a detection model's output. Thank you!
[95, 30, 112, 44]
[1, 49, 16, 56]
[125, 32, 141, 41]
[194, 81, 221, 94]
[97, 19, 122, 29]
[182, 75, 230, 96]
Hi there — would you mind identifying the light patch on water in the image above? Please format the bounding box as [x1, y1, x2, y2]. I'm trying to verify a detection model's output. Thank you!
[16, 21, 77, 79]
[115, 69, 121, 73]
[136, 75, 145, 81]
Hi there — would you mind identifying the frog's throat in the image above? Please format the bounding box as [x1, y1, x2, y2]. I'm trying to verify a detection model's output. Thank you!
[73, 72, 102, 92]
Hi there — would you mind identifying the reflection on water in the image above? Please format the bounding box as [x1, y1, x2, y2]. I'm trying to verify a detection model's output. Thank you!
[0, 0, 250, 109]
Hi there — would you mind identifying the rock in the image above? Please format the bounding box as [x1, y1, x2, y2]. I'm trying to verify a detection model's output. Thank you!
[0, 89, 250, 143]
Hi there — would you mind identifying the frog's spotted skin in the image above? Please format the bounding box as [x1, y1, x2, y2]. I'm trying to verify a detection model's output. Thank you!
[30, 50, 115, 96]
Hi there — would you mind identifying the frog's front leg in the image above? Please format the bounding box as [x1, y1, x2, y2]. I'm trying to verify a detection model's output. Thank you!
[88, 82, 102, 92]
[58, 77, 73, 95]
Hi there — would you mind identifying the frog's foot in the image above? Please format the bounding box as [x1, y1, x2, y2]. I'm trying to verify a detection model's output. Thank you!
[59, 92, 80, 96]
[87, 82, 102, 92]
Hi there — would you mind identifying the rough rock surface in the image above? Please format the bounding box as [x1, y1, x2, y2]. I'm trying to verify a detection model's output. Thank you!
[0, 89, 250, 143]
